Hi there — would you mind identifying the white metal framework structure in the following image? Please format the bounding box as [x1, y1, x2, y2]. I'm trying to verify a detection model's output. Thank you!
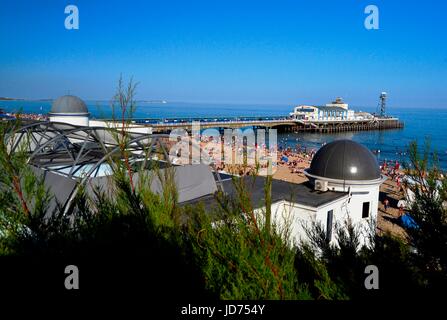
[6, 121, 174, 212]
[6, 120, 226, 215]
[7, 121, 172, 177]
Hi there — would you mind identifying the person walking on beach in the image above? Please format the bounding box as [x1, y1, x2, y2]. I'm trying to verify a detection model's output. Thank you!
[383, 198, 390, 212]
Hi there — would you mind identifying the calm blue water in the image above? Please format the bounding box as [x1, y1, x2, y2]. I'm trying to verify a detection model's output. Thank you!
[2, 100, 447, 170]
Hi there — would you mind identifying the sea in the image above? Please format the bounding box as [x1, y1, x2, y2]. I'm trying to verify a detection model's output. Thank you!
[2, 100, 447, 170]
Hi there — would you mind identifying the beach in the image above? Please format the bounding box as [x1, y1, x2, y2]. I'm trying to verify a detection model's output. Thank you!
[377, 177, 407, 238]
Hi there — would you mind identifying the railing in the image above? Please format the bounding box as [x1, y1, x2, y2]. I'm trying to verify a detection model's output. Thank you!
[150, 119, 295, 127]
[101, 115, 291, 125]
[100, 115, 402, 130]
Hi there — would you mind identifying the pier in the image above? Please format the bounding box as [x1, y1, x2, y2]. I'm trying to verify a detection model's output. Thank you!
[106, 116, 404, 134]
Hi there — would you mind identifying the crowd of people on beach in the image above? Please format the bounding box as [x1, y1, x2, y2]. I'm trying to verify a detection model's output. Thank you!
[380, 159, 404, 187]
[278, 145, 316, 175]
[380, 159, 408, 218]
[169, 133, 276, 176]
[167, 133, 323, 179]
[211, 140, 318, 177]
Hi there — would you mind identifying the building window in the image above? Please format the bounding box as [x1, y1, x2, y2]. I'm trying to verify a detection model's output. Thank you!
[362, 202, 370, 218]
[326, 210, 334, 241]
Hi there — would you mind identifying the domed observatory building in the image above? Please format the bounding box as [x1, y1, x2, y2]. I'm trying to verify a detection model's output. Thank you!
[49, 95, 90, 126]
[303, 139, 387, 244]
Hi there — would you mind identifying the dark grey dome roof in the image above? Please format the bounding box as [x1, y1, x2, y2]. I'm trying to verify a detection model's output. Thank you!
[307, 139, 381, 181]
[50, 95, 89, 114]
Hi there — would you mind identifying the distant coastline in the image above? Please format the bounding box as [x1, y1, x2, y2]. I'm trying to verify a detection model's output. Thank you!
[137, 100, 167, 104]
[0, 97, 168, 104]
[0, 97, 52, 101]
[0, 97, 24, 101]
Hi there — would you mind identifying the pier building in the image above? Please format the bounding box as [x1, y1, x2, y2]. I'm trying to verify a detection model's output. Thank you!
[290, 97, 361, 121]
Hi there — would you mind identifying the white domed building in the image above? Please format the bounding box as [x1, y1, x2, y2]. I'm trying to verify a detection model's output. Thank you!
[48, 94, 153, 135]
[49, 95, 90, 126]
[252, 139, 387, 248]
[303, 139, 387, 245]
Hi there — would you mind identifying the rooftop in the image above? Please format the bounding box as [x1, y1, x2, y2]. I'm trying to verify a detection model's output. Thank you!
[306, 139, 381, 181]
[183, 175, 349, 210]
[315, 106, 348, 112]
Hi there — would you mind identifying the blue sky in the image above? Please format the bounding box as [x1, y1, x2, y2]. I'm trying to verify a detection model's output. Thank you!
[0, 0, 446, 108]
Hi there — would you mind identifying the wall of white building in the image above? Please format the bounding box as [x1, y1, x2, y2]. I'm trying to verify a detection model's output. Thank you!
[255, 185, 378, 248]
[291, 106, 364, 121]
[89, 120, 153, 134]
[49, 115, 89, 126]
[256, 194, 355, 246]
[326, 181, 382, 244]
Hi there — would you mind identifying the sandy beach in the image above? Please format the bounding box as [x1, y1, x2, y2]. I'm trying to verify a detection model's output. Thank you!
[376, 177, 407, 238]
